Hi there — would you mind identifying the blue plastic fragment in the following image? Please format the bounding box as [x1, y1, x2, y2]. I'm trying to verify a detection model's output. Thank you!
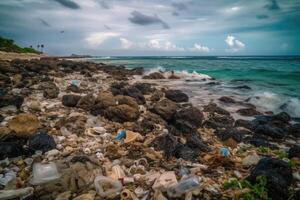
[115, 130, 126, 141]
[220, 147, 230, 157]
[71, 80, 78, 86]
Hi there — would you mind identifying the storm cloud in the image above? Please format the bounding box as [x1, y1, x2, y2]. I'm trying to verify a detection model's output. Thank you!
[264, 0, 280, 11]
[128, 11, 170, 29]
[0, 0, 299, 56]
[53, 0, 80, 9]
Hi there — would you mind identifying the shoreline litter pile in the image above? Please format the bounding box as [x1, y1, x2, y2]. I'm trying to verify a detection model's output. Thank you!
[0, 58, 299, 200]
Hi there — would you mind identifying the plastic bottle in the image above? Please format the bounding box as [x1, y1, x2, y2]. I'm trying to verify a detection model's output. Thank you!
[115, 130, 126, 141]
[0, 170, 16, 186]
[30, 163, 60, 185]
[167, 176, 201, 198]
[220, 147, 230, 157]
[94, 176, 123, 198]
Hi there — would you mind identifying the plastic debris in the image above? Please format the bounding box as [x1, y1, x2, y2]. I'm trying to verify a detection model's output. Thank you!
[94, 176, 123, 198]
[220, 147, 230, 157]
[0, 170, 16, 186]
[0, 187, 34, 200]
[115, 130, 126, 141]
[167, 176, 201, 197]
[30, 163, 60, 185]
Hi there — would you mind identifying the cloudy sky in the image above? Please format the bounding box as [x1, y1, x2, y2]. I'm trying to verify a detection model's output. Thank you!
[1, 0, 300, 56]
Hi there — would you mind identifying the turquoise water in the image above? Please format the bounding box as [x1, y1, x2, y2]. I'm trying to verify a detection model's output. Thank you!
[90, 56, 300, 118]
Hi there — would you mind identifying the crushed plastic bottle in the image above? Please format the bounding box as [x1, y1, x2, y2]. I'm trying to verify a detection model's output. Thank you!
[115, 130, 126, 141]
[0, 170, 16, 186]
[220, 147, 230, 157]
[167, 176, 201, 198]
[30, 163, 60, 185]
[94, 176, 123, 198]
[0, 187, 34, 200]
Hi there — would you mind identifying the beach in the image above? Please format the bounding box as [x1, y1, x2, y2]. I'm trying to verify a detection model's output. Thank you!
[0, 57, 299, 199]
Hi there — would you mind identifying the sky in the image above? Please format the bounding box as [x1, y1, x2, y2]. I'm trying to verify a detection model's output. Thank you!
[0, 0, 300, 56]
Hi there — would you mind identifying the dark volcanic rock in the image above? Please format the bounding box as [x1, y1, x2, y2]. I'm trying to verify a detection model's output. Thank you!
[151, 133, 178, 159]
[288, 145, 300, 159]
[28, 131, 56, 153]
[237, 108, 261, 116]
[203, 103, 230, 116]
[248, 157, 293, 200]
[234, 119, 252, 130]
[152, 99, 179, 121]
[165, 90, 189, 103]
[253, 124, 286, 139]
[219, 96, 236, 104]
[66, 84, 81, 93]
[0, 142, 25, 159]
[218, 128, 244, 143]
[143, 72, 165, 79]
[203, 113, 235, 130]
[245, 136, 278, 149]
[172, 106, 203, 133]
[110, 82, 127, 96]
[186, 133, 210, 152]
[0, 114, 3, 123]
[43, 82, 59, 99]
[62, 94, 81, 107]
[133, 83, 153, 95]
[121, 86, 146, 104]
[0, 94, 24, 109]
[173, 144, 197, 161]
[289, 123, 300, 138]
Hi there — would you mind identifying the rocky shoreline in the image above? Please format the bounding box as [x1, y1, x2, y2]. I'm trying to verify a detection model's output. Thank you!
[0, 58, 299, 200]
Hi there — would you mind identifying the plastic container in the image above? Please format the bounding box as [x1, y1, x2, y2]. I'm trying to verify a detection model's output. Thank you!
[167, 176, 201, 197]
[94, 176, 123, 198]
[220, 147, 230, 157]
[0, 170, 16, 186]
[115, 130, 126, 141]
[30, 163, 60, 185]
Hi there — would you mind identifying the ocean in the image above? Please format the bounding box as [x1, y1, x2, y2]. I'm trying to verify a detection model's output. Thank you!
[88, 56, 300, 119]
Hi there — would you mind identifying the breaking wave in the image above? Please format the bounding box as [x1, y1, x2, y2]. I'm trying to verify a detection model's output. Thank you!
[145, 66, 212, 80]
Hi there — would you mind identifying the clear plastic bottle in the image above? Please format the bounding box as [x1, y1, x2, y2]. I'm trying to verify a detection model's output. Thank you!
[94, 176, 123, 198]
[167, 176, 201, 198]
[30, 163, 60, 185]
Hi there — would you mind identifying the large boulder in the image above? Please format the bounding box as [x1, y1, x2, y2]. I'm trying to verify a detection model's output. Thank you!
[165, 90, 189, 103]
[288, 145, 300, 159]
[0, 142, 25, 159]
[219, 96, 236, 104]
[153, 99, 179, 121]
[76, 94, 95, 110]
[104, 104, 139, 123]
[62, 95, 81, 107]
[43, 82, 59, 99]
[143, 72, 165, 79]
[203, 103, 230, 116]
[115, 95, 139, 110]
[95, 91, 116, 109]
[8, 113, 40, 137]
[253, 124, 286, 139]
[248, 157, 293, 200]
[121, 86, 145, 104]
[133, 83, 153, 95]
[28, 131, 56, 153]
[237, 108, 261, 116]
[172, 106, 203, 133]
[0, 94, 24, 109]
[289, 123, 300, 138]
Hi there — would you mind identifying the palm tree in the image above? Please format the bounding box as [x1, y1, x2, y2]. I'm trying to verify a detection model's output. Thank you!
[41, 44, 44, 53]
[37, 44, 40, 51]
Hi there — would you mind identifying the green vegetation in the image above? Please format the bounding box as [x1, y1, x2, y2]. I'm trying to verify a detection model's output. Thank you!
[257, 146, 270, 154]
[0, 36, 41, 54]
[223, 176, 270, 200]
